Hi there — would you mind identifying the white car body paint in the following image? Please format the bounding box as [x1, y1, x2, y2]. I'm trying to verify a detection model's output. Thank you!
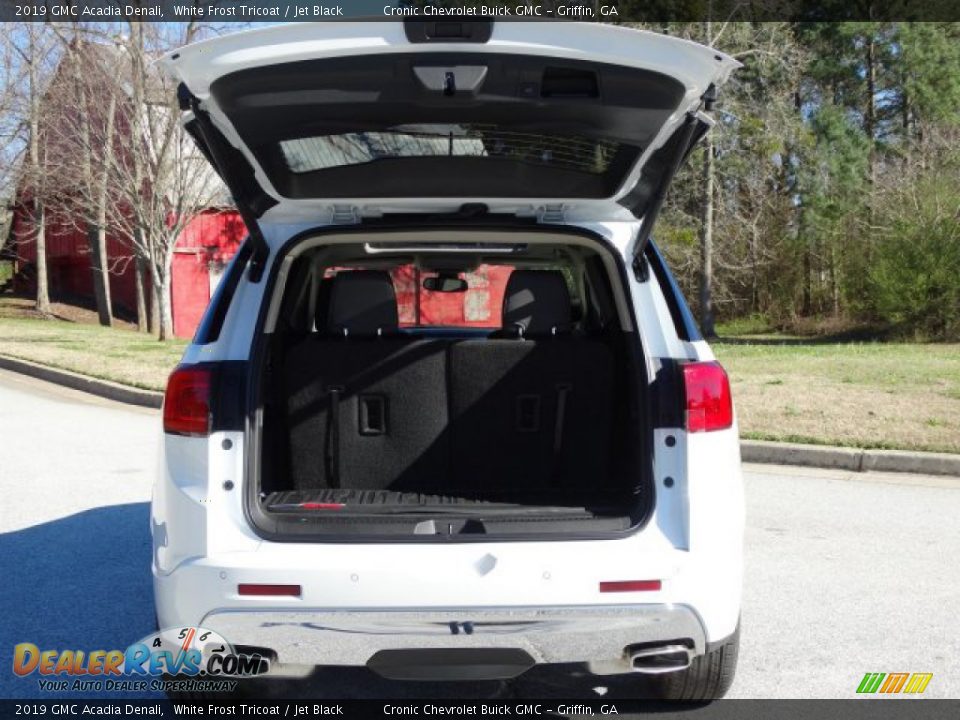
[153, 22, 744, 679]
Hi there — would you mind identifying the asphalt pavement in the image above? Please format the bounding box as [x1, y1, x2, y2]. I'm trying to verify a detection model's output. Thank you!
[1, 368, 957, 701]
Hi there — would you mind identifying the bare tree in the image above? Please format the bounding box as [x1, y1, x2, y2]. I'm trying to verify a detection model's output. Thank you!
[0, 37, 21, 257]
[30, 20, 228, 339]
[45, 26, 125, 326]
[105, 22, 226, 340]
[699, 123, 717, 337]
[0, 34, 24, 208]
[10, 26, 61, 314]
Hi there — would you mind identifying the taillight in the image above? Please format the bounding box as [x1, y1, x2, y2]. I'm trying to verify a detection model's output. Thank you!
[163, 366, 212, 436]
[682, 361, 733, 433]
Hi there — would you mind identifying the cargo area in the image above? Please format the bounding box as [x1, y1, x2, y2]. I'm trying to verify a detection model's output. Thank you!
[249, 231, 652, 539]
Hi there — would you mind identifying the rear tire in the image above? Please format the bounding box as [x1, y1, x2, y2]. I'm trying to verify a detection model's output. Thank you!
[648, 625, 740, 701]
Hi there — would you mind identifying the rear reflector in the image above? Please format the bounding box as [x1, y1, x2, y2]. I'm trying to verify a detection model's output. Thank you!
[300, 503, 345, 510]
[682, 361, 733, 433]
[238, 584, 302, 597]
[163, 366, 212, 436]
[599, 580, 662, 593]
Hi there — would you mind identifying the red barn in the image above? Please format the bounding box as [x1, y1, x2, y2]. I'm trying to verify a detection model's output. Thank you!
[5, 202, 519, 338]
[168, 211, 247, 338]
[5, 204, 246, 339]
[1, 36, 249, 339]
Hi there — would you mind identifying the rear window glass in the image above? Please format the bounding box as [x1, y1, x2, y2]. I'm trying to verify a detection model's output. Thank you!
[393, 264, 514, 329]
[323, 264, 514, 329]
[280, 125, 623, 176]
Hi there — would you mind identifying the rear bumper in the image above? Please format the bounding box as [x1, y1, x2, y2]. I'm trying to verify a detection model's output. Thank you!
[196, 604, 706, 675]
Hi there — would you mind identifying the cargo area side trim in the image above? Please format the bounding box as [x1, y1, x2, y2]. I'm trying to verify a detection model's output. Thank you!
[242, 223, 654, 544]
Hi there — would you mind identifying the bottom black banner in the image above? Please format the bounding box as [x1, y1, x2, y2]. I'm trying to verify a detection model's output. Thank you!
[1, 700, 958, 720]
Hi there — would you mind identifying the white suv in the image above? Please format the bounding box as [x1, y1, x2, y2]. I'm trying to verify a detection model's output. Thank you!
[154, 20, 744, 700]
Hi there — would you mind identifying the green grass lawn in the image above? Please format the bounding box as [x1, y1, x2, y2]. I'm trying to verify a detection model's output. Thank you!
[1, 296, 958, 453]
[0, 307, 186, 391]
[713, 339, 960, 454]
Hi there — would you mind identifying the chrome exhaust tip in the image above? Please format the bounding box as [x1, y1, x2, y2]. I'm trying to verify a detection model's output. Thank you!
[628, 644, 693, 674]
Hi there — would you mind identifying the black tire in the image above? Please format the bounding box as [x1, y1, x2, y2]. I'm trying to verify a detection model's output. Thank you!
[648, 625, 740, 701]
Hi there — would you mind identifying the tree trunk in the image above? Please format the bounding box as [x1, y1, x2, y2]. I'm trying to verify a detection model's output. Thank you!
[162, 251, 175, 340]
[148, 265, 160, 336]
[792, 88, 811, 317]
[27, 34, 50, 316]
[135, 255, 149, 333]
[93, 228, 112, 327]
[799, 196, 811, 315]
[158, 280, 174, 341]
[865, 34, 877, 188]
[830, 243, 840, 317]
[698, 135, 716, 338]
[864, 30, 878, 252]
[901, 85, 910, 136]
[749, 224, 759, 313]
[150, 249, 175, 341]
[88, 223, 112, 326]
[92, 91, 118, 327]
[70, 42, 112, 327]
[129, 23, 155, 336]
[34, 201, 50, 314]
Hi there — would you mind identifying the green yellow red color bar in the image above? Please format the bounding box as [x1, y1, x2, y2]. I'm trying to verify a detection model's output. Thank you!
[857, 672, 933, 694]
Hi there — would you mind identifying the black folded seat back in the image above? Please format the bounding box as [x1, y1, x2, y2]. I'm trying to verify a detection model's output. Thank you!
[449, 270, 615, 499]
[284, 271, 449, 492]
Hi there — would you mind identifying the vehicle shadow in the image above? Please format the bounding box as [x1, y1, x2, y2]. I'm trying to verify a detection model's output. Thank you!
[236, 666, 512, 701]
[0, 502, 159, 699]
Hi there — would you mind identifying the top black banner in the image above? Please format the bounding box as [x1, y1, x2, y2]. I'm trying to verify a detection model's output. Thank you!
[2, 0, 958, 22]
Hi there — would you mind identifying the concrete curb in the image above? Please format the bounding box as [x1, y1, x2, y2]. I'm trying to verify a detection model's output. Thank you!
[741, 440, 960, 478]
[1, 355, 957, 477]
[0, 354, 163, 409]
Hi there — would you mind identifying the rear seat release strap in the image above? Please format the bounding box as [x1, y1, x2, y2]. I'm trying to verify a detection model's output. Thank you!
[327, 386, 344, 488]
[552, 383, 572, 477]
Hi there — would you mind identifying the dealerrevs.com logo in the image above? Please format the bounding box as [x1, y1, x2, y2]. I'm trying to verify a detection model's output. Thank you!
[13, 627, 269, 693]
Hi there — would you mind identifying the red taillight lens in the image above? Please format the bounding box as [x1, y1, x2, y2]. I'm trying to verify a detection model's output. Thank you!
[163, 366, 212, 436]
[238, 584, 302, 597]
[682, 361, 733, 433]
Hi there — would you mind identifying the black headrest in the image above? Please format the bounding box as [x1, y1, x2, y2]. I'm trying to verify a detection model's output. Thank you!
[326, 270, 399, 336]
[501, 270, 572, 337]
